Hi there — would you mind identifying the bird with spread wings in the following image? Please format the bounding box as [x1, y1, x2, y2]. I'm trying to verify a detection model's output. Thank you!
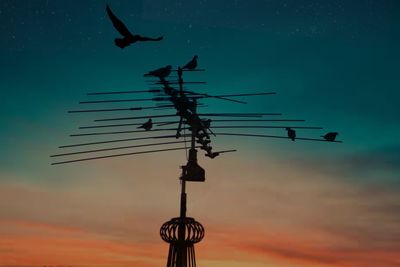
[106, 5, 163, 49]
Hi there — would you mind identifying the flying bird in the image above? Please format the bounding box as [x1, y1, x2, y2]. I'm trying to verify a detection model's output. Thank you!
[182, 55, 198, 70]
[286, 127, 296, 141]
[106, 5, 163, 49]
[144, 65, 172, 79]
[137, 118, 153, 131]
[321, 132, 338, 141]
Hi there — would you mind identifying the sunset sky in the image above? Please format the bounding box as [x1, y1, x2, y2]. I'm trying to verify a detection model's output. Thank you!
[1, 1, 399, 267]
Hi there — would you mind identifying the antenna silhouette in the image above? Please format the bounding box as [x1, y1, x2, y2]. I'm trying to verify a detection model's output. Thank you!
[52, 56, 341, 267]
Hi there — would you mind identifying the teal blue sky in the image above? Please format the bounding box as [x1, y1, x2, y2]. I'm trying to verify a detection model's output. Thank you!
[1, 1, 400, 266]
[1, 0, 399, 180]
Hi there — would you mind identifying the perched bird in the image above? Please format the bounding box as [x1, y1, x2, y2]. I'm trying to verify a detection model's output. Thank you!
[286, 127, 296, 141]
[182, 55, 198, 70]
[201, 119, 211, 128]
[137, 118, 153, 131]
[322, 132, 338, 141]
[106, 5, 163, 49]
[144, 65, 172, 79]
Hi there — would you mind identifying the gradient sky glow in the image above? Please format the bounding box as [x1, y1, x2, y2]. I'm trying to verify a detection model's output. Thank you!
[1, 1, 400, 267]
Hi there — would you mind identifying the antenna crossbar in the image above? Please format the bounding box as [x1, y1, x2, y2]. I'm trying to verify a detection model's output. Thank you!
[52, 146, 200, 165]
[215, 132, 342, 142]
[52, 140, 188, 157]
[58, 134, 189, 148]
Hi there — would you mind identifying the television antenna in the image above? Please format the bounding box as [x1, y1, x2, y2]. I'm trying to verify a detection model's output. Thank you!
[52, 57, 340, 267]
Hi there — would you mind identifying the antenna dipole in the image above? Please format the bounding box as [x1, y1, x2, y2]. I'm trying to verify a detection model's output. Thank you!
[52, 54, 341, 267]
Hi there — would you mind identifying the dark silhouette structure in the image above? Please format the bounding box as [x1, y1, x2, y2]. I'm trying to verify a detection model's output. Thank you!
[161, 217, 204, 267]
[52, 55, 341, 267]
[155, 65, 208, 267]
[182, 55, 198, 70]
[137, 118, 153, 130]
[144, 65, 172, 79]
[160, 146, 205, 267]
[286, 127, 296, 141]
[322, 132, 339, 141]
[106, 5, 163, 49]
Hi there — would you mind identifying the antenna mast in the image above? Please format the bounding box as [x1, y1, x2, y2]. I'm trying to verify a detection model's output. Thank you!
[160, 66, 205, 267]
[52, 55, 341, 267]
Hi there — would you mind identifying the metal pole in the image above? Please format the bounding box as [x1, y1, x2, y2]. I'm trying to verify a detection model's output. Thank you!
[179, 64, 187, 220]
[178, 66, 187, 267]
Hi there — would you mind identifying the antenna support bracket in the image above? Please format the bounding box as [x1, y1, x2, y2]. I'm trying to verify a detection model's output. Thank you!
[180, 149, 205, 182]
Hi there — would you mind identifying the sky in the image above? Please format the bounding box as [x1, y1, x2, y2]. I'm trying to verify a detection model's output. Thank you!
[0, 0, 399, 266]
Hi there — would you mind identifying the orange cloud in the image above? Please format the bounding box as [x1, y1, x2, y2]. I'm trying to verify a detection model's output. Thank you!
[1, 154, 399, 267]
[0, 220, 165, 267]
[196, 224, 400, 267]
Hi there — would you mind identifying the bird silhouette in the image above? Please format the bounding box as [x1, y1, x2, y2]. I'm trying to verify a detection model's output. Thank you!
[321, 132, 338, 141]
[106, 5, 163, 49]
[183, 55, 198, 70]
[137, 118, 153, 131]
[144, 65, 172, 79]
[286, 127, 296, 141]
[201, 118, 211, 128]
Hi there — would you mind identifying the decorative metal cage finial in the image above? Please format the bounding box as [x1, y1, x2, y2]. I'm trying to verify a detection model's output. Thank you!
[160, 217, 205, 244]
